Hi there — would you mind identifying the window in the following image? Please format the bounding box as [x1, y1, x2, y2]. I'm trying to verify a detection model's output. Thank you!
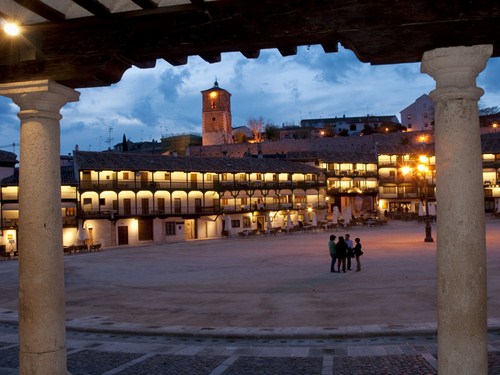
[408, 123, 412, 129]
[174, 198, 181, 213]
[65, 207, 75, 216]
[243, 216, 251, 228]
[221, 198, 229, 205]
[222, 173, 228, 181]
[83, 198, 92, 205]
[123, 172, 129, 180]
[165, 173, 171, 180]
[424, 113, 428, 118]
[256, 173, 262, 180]
[407, 114, 412, 120]
[123, 198, 132, 215]
[231, 220, 240, 228]
[295, 196, 306, 203]
[99, 198, 105, 206]
[240, 197, 248, 205]
[206, 174, 213, 181]
[157, 198, 165, 213]
[195, 198, 202, 213]
[383, 186, 397, 194]
[424, 123, 429, 127]
[166, 222, 176, 236]
[142, 198, 149, 215]
[349, 124, 356, 131]
[240, 173, 247, 181]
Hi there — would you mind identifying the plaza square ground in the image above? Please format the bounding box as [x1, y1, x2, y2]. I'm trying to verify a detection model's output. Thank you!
[1, 218, 500, 332]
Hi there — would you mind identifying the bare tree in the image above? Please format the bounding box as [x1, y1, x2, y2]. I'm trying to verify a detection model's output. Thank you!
[248, 116, 264, 142]
[479, 106, 500, 116]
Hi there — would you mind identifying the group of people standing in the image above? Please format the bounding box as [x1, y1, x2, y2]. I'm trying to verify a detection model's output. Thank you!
[328, 234, 363, 273]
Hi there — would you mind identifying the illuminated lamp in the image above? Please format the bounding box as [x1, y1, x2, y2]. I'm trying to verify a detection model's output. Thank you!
[3, 22, 20, 36]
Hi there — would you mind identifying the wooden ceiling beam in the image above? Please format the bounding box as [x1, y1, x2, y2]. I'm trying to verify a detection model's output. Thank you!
[0, 1, 499, 87]
[72, 0, 110, 16]
[12, 0, 65, 22]
[277, 46, 297, 57]
[199, 53, 222, 63]
[118, 55, 157, 69]
[241, 50, 260, 59]
[321, 41, 338, 54]
[163, 56, 188, 66]
[131, 0, 158, 10]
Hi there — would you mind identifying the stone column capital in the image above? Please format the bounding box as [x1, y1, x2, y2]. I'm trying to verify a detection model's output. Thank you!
[421, 45, 492, 102]
[0, 80, 80, 120]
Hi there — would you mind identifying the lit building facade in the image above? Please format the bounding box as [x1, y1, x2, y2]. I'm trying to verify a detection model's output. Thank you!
[76, 151, 325, 247]
[287, 151, 378, 216]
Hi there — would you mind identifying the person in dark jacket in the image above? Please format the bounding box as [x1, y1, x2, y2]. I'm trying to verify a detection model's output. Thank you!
[328, 235, 337, 273]
[353, 237, 363, 272]
[336, 236, 348, 273]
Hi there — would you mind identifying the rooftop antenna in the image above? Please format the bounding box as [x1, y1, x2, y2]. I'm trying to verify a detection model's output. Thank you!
[0, 142, 20, 154]
[106, 127, 113, 150]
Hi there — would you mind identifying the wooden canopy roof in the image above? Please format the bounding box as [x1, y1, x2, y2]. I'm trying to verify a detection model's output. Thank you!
[1, 0, 499, 88]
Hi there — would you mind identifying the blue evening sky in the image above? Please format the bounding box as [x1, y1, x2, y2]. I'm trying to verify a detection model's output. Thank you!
[1, 45, 499, 156]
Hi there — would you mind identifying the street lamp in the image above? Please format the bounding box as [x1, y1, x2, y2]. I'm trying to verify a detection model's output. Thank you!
[418, 155, 434, 243]
[401, 157, 434, 243]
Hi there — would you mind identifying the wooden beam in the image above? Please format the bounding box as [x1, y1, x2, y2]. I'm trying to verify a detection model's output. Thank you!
[163, 56, 188, 66]
[118, 55, 157, 69]
[321, 41, 338, 53]
[94, 57, 131, 84]
[241, 50, 260, 59]
[131, 0, 158, 10]
[12, 0, 65, 22]
[277, 46, 297, 57]
[0, 1, 499, 87]
[199, 53, 222, 63]
[72, 0, 110, 16]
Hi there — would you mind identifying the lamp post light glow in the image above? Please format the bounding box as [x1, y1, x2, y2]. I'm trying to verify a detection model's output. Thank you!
[401, 158, 434, 243]
[418, 155, 434, 243]
[3, 22, 20, 36]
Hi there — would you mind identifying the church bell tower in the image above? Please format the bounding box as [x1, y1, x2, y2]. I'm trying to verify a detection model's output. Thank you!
[201, 80, 233, 146]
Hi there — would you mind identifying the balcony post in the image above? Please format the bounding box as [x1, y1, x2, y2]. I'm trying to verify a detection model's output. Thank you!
[0, 80, 80, 375]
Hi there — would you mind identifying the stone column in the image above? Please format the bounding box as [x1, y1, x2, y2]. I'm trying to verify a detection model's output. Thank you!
[0, 80, 80, 375]
[421, 45, 492, 375]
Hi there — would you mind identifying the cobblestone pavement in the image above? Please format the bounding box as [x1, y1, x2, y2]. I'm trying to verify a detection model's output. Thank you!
[0, 323, 500, 374]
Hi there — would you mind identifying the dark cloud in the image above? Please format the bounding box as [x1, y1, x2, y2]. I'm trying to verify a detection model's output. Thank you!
[292, 45, 362, 84]
[158, 69, 191, 101]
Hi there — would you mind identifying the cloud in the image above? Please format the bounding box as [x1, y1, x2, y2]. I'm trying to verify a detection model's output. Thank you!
[0, 48, 498, 156]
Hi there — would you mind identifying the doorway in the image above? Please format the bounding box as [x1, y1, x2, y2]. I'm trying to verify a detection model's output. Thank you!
[184, 219, 195, 240]
[118, 226, 128, 245]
